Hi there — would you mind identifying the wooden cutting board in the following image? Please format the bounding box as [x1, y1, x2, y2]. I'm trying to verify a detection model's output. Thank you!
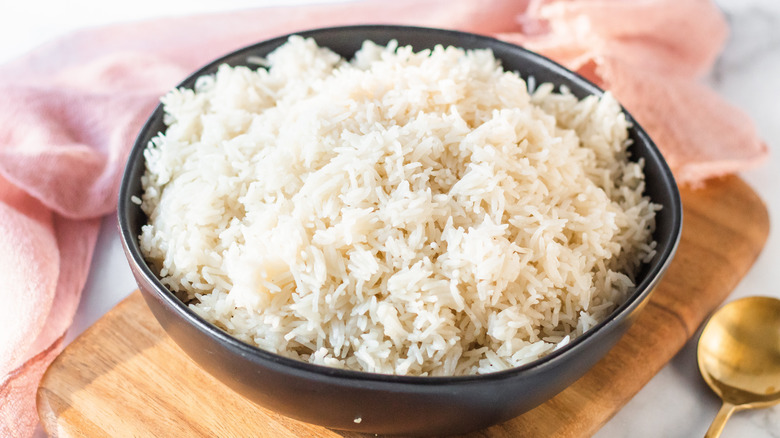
[37, 176, 769, 438]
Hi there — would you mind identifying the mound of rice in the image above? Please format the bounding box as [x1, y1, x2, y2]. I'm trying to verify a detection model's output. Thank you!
[138, 36, 658, 376]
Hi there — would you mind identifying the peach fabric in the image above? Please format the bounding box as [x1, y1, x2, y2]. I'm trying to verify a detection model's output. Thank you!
[0, 0, 767, 436]
[505, 0, 768, 183]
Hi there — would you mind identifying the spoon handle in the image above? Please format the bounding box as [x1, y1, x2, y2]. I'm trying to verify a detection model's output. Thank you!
[704, 401, 737, 438]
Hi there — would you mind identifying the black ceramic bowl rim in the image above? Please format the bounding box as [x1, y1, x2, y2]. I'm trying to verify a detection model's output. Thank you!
[118, 24, 683, 386]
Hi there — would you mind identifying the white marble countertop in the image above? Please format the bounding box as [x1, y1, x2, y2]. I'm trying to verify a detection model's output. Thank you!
[4, 1, 778, 437]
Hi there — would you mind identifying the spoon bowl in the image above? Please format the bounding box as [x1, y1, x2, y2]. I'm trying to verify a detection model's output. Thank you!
[697, 296, 780, 437]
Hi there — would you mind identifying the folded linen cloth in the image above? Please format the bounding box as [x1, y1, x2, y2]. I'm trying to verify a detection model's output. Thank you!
[0, 0, 767, 435]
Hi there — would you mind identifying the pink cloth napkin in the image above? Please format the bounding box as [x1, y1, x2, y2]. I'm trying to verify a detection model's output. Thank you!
[0, 0, 768, 435]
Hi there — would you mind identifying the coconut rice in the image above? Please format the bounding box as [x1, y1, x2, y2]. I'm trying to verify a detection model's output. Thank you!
[138, 36, 659, 376]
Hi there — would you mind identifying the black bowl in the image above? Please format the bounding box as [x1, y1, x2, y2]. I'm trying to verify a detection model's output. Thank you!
[118, 25, 682, 436]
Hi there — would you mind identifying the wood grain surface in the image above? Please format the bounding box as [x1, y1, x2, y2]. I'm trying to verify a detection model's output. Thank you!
[37, 176, 770, 437]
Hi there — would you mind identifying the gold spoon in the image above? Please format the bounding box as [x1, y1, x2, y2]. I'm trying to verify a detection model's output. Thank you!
[697, 296, 780, 438]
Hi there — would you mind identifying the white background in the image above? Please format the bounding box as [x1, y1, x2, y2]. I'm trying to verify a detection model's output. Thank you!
[3, 1, 779, 437]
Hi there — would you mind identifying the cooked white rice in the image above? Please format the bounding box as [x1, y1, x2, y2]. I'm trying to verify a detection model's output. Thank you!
[138, 36, 659, 376]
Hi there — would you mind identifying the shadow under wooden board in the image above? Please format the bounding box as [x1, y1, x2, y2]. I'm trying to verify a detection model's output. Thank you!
[38, 176, 769, 438]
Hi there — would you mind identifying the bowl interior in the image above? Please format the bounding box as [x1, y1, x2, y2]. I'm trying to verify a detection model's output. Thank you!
[118, 25, 682, 383]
